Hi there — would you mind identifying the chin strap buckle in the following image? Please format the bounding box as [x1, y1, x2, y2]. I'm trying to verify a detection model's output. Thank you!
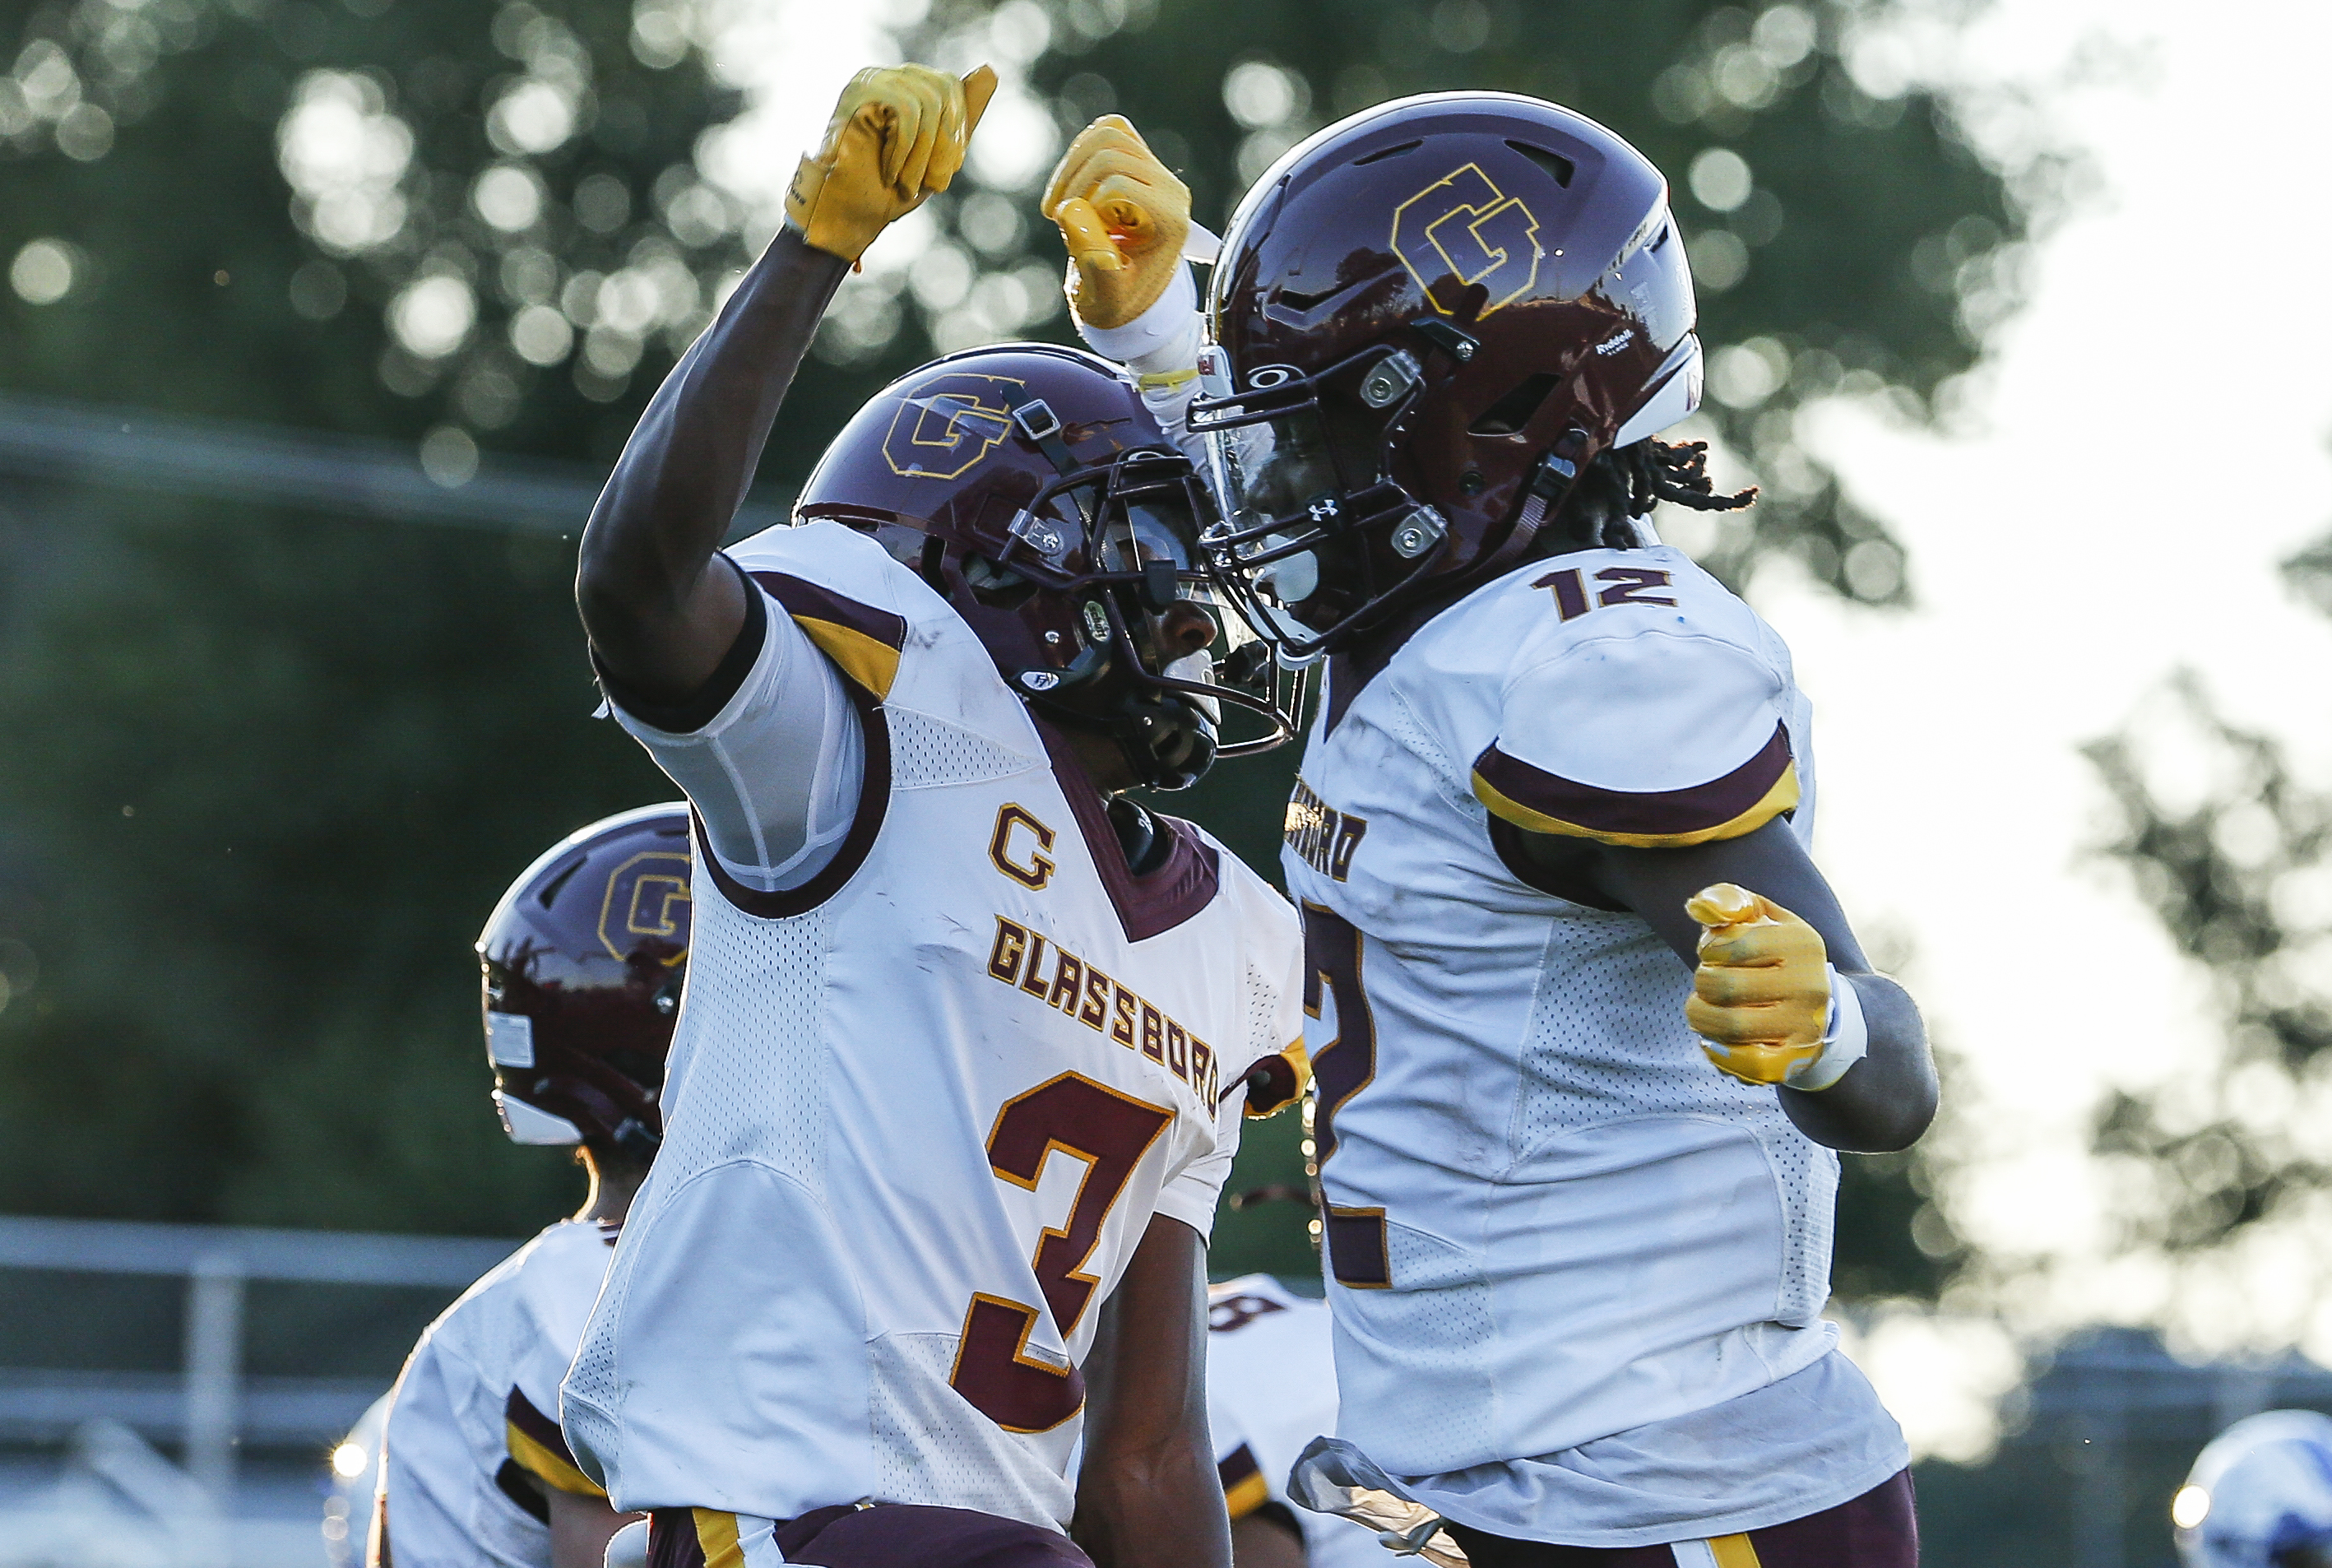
[1012, 398, 1080, 476]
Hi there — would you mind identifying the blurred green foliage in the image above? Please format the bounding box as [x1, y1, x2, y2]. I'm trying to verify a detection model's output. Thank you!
[0, 0, 2016, 1305]
[2085, 656, 2332, 1258]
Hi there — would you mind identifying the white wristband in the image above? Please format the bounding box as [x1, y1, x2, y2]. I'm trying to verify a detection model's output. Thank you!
[1075, 263, 1200, 374]
[1786, 967, 1869, 1092]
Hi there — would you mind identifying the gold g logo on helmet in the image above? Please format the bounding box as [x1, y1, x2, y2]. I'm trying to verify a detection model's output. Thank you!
[883, 372, 1024, 480]
[1391, 163, 1543, 319]
[599, 850, 693, 964]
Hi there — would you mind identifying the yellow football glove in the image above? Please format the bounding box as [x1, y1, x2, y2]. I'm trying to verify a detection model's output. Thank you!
[1684, 883, 1833, 1088]
[786, 63, 998, 263]
[1041, 114, 1192, 331]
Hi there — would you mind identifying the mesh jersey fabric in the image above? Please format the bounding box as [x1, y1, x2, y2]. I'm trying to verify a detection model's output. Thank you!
[1281, 547, 1902, 1542]
[611, 570, 864, 894]
[564, 521, 1305, 1533]
[377, 1220, 616, 1568]
[1202, 1274, 1389, 1568]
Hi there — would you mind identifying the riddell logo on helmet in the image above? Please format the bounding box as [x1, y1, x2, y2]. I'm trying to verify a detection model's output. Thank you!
[1596, 330, 1634, 355]
[883, 373, 1022, 481]
[1390, 163, 1544, 320]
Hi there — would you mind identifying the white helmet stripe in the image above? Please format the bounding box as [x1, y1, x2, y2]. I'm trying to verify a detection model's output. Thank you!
[1612, 335, 1704, 449]
[494, 1089, 582, 1146]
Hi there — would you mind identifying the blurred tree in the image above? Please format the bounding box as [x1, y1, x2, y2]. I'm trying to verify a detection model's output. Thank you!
[2085, 624, 2332, 1260]
[0, 0, 2026, 1293]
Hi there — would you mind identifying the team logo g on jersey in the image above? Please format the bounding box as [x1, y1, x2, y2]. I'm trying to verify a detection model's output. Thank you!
[884, 373, 1022, 480]
[598, 851, 693, 964]
[1391, 163, 1543, 319]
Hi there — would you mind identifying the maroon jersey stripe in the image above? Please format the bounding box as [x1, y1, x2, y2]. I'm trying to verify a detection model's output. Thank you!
[1472, 722, 1792, 841]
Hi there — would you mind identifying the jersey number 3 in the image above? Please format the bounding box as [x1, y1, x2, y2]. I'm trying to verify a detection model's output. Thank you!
[948, 1073, 1172, 1432]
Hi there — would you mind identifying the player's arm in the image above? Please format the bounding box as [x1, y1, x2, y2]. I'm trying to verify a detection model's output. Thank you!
[1072, 1214, 1232, 1568]
[547, 1489, 640, 1568]
[1042, 117, 1210, 463]
[576, 64, 993, 703]
[1230, 1510, 1308, 1568]
[1518, 821, 1936, 1152]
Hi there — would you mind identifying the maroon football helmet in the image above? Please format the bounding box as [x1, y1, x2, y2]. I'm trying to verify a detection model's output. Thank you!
[793, 342, 1292, 789]
[475, 804, 692, 1157]
[1192, 92, 1711, 658]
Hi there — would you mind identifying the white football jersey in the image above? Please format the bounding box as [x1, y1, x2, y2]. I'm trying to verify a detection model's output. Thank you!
[564, 522, 1305, 1534]
[376, 1219, 615, 1567]
[1282, 545, 1843, 1479]
[1204, 1275, 1383, 1568]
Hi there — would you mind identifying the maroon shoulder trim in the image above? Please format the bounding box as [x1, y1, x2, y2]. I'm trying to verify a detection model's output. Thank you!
[746, 571, 908, 654]
[503, 1387, 573, 1465]
[1472, 722, 1793, 840]
[1217, 1441, 1263, 1491]
[693, 679, 892, 919]
[1034, 722, 1222, 943]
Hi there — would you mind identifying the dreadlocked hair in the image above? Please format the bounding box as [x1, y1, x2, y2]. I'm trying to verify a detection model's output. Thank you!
[1617, 438, 1759, 517]
[1532, 437, 1759, 555]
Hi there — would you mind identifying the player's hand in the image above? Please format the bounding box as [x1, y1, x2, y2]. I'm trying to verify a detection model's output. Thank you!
[786, 63, 998, 262]
[1042, 114, 1191, 331]
[1683, 883, 1831, 1087]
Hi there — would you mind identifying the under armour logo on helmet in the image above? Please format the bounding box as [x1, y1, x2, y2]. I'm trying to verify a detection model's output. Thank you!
[1307, 497, 1339, 524]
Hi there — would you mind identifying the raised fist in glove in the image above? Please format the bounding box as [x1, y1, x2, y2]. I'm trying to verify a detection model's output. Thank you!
[786, 63, 998, 262]
[1683, 883, 1838, 1088]
[1042, 114, 1192, 331]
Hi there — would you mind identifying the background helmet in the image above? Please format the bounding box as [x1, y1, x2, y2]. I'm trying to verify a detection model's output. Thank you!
[2177, 1410, 2332, 1568]
[475, 804, 692, 1157]
[794, 341, 1291, 790]
[1194, 91, 1707, 658]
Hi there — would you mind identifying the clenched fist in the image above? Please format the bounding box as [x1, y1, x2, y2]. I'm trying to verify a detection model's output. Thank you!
[1042, 115, 1192, 331]
[786, 63, 998, 262]
[1683, 883, 1837, 1088]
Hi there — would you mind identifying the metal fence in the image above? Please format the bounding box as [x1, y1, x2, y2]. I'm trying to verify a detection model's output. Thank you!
[0, 1215, 514, 1500]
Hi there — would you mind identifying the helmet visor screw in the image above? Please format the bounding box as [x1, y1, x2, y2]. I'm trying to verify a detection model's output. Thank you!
[1389, 506, 1447, 559]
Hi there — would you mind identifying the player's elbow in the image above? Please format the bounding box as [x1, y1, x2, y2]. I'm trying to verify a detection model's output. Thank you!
[1852, 1083, 1936, 1153]
[573, 513, 668, 653]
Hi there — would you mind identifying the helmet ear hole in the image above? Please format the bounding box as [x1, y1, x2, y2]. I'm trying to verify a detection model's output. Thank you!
[1469, 373, 1564, 437]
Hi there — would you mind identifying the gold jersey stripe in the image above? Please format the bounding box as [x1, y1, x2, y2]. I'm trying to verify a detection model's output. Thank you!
[1224, 1469, 1272, 1520]
[794, 615, 902, 700]
[1471, 761, 1799, 850]
[1708, 1533, 1762, 1568]
[693, 1508, 746, 1568]
[503, 1421, 607, 1498]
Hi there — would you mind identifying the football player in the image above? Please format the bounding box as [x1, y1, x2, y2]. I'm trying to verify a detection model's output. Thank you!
[563, 62, 1305, 1568]
[365, 805, 691, 1568]
[2173, 1410, 2332, 1568]
[1203, 1273, 1379, 1568]
[1046, 100, 1938, 1564]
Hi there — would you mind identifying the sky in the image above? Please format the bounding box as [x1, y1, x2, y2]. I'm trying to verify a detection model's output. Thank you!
[676, 0, 2332, 1459]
